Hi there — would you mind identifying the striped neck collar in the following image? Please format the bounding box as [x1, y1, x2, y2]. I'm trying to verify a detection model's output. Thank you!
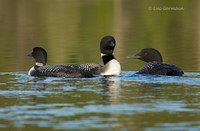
[101, 53, 115, 64]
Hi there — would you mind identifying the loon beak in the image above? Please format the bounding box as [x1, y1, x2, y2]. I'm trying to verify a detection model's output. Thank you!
[126, 54, 141, 59]
[27, 52, 33, 57]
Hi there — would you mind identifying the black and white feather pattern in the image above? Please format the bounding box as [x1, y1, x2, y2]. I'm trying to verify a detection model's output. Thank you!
[29, 65, 93, 78]
[75, 63, 104, 75]
[137, 61, 184, 76]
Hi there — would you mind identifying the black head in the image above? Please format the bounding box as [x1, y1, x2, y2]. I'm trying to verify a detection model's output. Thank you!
[100, 36, 116, 55]
[127, 48, 163, 62]
[28, 47, 47, 65]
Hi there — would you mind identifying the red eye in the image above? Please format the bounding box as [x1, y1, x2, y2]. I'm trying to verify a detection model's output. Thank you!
[143, 52, 148, 56]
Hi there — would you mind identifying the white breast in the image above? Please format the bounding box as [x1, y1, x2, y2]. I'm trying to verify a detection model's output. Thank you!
[100, 59, 121, 75]
[28, 66, 35, 76]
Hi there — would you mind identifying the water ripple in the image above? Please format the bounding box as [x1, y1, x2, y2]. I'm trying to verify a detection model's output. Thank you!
[0, 71, 200, 130]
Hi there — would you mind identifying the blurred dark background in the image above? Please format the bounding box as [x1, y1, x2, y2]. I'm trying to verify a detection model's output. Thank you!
[0, 0, 199, 72]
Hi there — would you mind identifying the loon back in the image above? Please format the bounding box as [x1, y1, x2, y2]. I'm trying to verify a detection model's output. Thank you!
[138, 61, 184, 76]
[76, 63, 104, 75]
[28, 64, 93, 78]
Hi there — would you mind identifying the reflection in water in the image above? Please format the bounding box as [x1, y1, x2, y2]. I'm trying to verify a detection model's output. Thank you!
[100, 76, 121, 104]
[28, 77, 48, 92]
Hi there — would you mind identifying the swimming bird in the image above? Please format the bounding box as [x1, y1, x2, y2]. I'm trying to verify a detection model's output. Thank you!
[75, 36, 121, 76]
[28, 47, 93, 78]
[127, 48, 184, 76]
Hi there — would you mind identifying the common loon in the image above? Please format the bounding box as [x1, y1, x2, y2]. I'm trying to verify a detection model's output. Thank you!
[75, 36, 121, 76]
[28, 47, 93, 78]
[127, 48, 184, 76]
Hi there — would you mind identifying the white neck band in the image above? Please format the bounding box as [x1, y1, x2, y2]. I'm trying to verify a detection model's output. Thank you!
[36, 62, 44, 66]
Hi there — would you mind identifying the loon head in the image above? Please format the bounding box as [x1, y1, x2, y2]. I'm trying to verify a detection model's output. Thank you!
[28, 47, 47, 66]
[127, 48, 163, 63]
[100, 36, 116, 56]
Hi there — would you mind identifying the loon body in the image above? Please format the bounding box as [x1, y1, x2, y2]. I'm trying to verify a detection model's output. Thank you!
[28, 47, 93, 78]
[127, 48, 184, 76]
[75, 36, 121, 76]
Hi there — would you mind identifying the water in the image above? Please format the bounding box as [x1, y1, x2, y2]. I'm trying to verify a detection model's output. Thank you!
[0, 0, 200, 130]
[0, 72, 200, 130]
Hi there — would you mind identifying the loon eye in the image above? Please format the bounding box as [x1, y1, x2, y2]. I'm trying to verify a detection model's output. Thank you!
[143, 52, 148, 56]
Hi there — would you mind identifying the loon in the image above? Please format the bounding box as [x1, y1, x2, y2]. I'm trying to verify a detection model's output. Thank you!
[28, 47, 93, 78]
[75, 36, 121, 76]
[127, 48, 184, 76]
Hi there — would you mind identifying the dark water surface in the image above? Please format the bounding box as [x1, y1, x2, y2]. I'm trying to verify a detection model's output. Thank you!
[0, 72, 200, 130]
[0, 0, 200, 130]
